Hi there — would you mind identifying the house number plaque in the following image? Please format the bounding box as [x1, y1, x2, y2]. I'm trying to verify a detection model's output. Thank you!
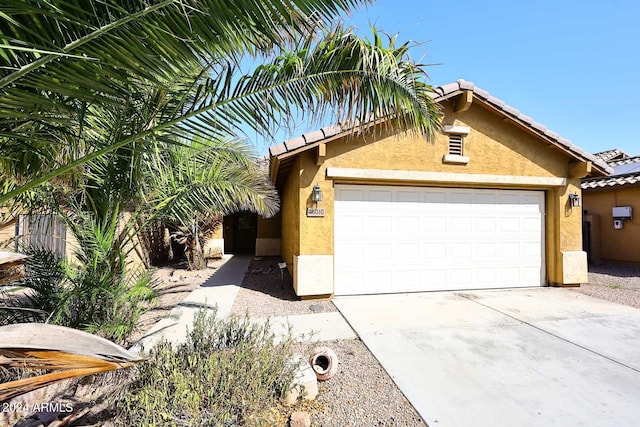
[307, 207, 325, 217]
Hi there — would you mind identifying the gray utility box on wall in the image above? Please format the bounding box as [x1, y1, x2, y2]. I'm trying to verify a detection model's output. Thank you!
[612, 206, 632, 219]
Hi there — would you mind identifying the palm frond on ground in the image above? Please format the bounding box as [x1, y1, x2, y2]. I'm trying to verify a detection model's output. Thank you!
[0, 323, 143, 402]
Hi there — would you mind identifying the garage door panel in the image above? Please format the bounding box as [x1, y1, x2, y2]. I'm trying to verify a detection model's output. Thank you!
[369, 215, 393, 232]
[334, 185, 545, 295]
[422, 243, 447, 260]
[522, 217, 542, 233]
[474, 242, 497, 258]
[335, 215, 364, 234]
[474, 268, 497, 285]
[367, 243, 393, 259]
[474, 217, 497, 233]
[397, 190, 421, 203]
[398, 216, 420, 232]
[450, 217, 473, 233]
[337, 188, 364, 202]
[334, 242, 363, 260]
[423, 217, 447, 233]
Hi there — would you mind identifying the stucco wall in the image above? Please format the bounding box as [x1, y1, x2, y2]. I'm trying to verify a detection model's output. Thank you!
[583, 186, 640, 263]
[257, 213, 281, 238]
[280, 158, 300, 271]
[279, 99, 588, 294]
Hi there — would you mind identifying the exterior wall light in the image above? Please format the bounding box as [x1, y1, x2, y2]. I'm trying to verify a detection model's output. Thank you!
[568, 193, 581, 208]
[312, 184, 323, 203]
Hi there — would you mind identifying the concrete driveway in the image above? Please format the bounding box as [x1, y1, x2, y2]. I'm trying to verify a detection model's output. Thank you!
[333, 288, 640, 427]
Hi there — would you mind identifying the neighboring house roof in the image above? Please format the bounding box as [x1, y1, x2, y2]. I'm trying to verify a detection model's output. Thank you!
[593, 148, 629, 162]
[269, 79, 613, 181]
[582, 155, 640, 190]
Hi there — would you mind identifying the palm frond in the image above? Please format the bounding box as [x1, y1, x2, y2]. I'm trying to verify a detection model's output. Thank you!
[146, 138, 279, 227]
[0, 323, 143, 402]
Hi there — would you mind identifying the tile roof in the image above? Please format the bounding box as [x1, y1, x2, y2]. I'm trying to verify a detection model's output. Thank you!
[582, 155, 640, 190]
[609, 155, 640, 167]
[269, 79, 613, 176]
[593, 148, 629, 162]
[582, 173, 640, 189]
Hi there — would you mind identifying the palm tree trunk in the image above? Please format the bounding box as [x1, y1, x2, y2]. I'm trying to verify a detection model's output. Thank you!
[186, 232, 205, 270]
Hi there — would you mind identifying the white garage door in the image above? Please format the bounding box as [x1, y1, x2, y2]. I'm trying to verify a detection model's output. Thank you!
[334, 185, 545, 295]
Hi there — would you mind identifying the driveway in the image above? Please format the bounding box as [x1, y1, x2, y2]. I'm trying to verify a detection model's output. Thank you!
[333, 288, 640, 427]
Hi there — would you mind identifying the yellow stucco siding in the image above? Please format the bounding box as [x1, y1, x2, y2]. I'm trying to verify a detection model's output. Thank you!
[298, 150, 334, 255]
[583, 187, 640, 263]
[257, 213, 281, 238]
[276, 98, 590, 294]
[560, 179, 585, 251]
[322, 102, 568, 180]
[280, 157, 300, 268]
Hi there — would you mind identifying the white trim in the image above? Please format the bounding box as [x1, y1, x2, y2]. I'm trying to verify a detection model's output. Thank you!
[294, 255, 334, 296]
[561, 251, 588, 284]
[443, 154, 470, 164]
[443, 125, 471, 135]
[326, 167, 567, 187]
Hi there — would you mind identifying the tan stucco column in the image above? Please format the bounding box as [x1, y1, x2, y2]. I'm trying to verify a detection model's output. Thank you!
[547, 180, 588, 286]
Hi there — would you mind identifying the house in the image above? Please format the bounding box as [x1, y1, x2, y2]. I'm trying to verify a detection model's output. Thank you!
[218, 79, 612, 298]
[582, 149, 640, 263]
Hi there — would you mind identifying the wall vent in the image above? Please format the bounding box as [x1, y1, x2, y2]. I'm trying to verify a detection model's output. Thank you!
[448, 134, 464, 156]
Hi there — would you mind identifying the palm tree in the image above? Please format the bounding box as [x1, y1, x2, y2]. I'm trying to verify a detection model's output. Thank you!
[144, 138, 278, 269]
[0, 1, 443, 333]
[0, 1, 441, 207]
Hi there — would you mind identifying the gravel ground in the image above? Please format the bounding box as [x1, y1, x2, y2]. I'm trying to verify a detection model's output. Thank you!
[233, 257, 425, 426]
[230, 257, 336, 317]
[572, 261, 640, 309]
[307, 339, 426, 427]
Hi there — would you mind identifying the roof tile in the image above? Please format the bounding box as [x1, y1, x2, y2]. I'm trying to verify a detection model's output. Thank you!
[303, 130, 325, 144]
[516, 113, 534, 125]
[458, 79, 475, 90]
[284, 136, 305, 151]
[557, 137, 572, 148]
[502, 105, 520, 117]
[269, 143, 287, 156]
[594, 148, 629, 161]
[439, 82, 460, 95]
[321, 124, 342, 138]
[528, 121, 546, 133]
[582, 173, 640, 189]
[488, 96, 505, 110]
[609, 155, 640, 166]
[473, 87, 490, 99]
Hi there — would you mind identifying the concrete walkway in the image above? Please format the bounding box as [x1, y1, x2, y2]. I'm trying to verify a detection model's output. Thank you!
[334, 289, 640, 427]
[131, 254, 247, 352]
[131, 254, 355, 352]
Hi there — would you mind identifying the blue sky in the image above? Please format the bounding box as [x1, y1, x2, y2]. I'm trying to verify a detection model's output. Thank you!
[253, 0, 640, 157]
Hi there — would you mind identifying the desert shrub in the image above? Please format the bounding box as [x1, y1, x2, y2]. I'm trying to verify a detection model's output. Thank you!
[111, 309, 299, 426]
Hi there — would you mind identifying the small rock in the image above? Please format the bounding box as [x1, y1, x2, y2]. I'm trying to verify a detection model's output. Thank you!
[289, 411, 311, 427]
[308, 304, 323, 313]
[284, 355, 318, 405]
[168, 276, 180, 282]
